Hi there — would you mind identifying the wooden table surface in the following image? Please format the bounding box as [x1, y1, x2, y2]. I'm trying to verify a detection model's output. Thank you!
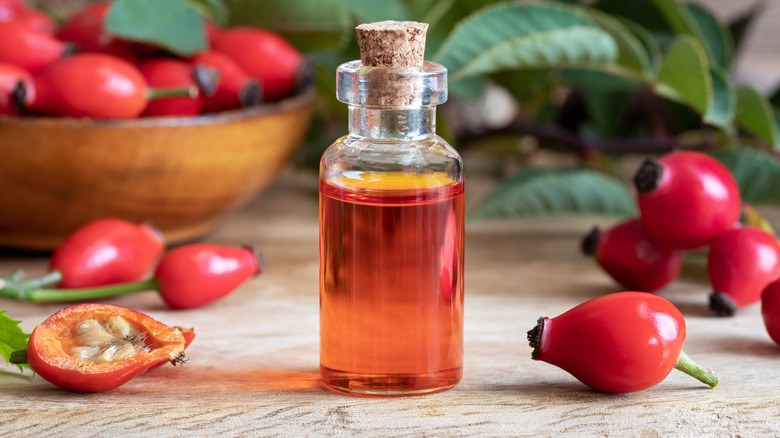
[1, 167, 779, 437]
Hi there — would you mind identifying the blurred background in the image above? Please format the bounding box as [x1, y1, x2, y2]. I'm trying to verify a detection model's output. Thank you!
[5, 0, 780, 245]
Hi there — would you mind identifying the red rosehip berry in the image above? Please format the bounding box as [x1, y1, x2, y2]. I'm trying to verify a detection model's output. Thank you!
[138, 58, 216, 117]
[56, 1, 138, 63]
[212, 27, 307, 101]
[634, 151, 741, 250]
[528, 292, 718, 393]
[708, 226, 780, 316]
[0, 20, 71, 74]
[190, 51, 261, 113]
[582, 218, 682, 292]
[0, 61, 32, 115]
[761, 279, 780, 346]
[50, 218, 165, 289]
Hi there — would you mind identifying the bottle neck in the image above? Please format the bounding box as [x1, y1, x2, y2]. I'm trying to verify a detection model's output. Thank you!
[348, 106, 436, 140]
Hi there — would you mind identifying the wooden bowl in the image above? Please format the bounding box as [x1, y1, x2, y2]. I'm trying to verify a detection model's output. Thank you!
[0, 87, 316, 250]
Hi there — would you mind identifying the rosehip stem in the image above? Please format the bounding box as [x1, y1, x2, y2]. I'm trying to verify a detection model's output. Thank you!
[146, 86, 197, 101]
[0, 270, 64, 297]
[0, 278, 160, 302]
[674, 350, 718, 388]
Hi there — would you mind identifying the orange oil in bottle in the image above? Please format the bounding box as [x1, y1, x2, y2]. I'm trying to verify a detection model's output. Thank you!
[319, 173, 464, 396]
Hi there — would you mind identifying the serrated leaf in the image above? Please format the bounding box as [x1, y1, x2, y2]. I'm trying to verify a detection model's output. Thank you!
[581, 7, 651, 74]
[227, 0, 351, 52]
[0, 310, 30, 373]
[106, 0, 206, 56]
[470, 168, 636, 219]
[734, 85, 780, 149]
[340, 0, 408, 22]
[656, 36, 712, 120]
[433, 3, 618, 81]
[711, 148, 780, 204]
[685, 2, 733, 70]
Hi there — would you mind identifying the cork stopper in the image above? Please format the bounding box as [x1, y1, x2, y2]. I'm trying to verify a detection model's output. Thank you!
[356, 21, 428, 67]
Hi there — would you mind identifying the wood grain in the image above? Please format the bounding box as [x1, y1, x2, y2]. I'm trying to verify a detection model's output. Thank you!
[1, 168, 779, 437]
[0, 88, 314, 250]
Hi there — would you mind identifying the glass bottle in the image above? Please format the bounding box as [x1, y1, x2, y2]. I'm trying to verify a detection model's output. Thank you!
[319, 22, 464, 396]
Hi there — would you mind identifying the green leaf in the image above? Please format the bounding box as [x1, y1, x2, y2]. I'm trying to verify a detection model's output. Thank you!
[656, 36, 711, 120]
[684, 2, 733, 70]
[581, 7, 651, 74]
[654, 0, 732, 70]
[433, 3, 618, 81]
[449, 76, 487, 100]
[711, 148, 780, 204]
[593, 0, 672, 34]
[653, 0, 700, 37]
[0, 311, 30, 373]
[705, 66, 734, 127]
[734, 85, 780, 149]
[187, 0, 229, 26]
[340, 0, 407, 22]
[227, 0, 352, 52]
[491, 69, 551, 105]
[559, 67, 642, 92]
[106, 0, 206, 56]
[619, 17, 662, 75]
[469, 168, 636, 219]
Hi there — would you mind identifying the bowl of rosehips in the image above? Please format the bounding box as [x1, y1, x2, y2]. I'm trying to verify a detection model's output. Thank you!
[0, 1, 315, 250]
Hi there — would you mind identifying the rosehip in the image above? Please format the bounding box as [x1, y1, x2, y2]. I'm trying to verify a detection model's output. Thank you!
[190, 51, 261, 113]
[528, 292, 718, 393]
[23, 53, 195, 119]
[213, 27, 305, 100]
[761, 279, 780, 346]
[0, 0, 26, 21]
[19, 303, 193, 392]
[634, 151, 741, 249]
[56, 1, 138, 62]
[138, 58, 215, 117]
[0, 61, 31, 115]
[50, 218, 165, 289]
[154, 244, 262, 309]
[0, 20, 71, 74]
[1, 244, 263, 310]
[708, 226, 780, 316]
[13, 7, 56, 34]
[582, 218, 682, 292]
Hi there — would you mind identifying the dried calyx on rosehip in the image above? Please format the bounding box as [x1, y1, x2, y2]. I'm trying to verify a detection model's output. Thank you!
[633, 151, 741, 250]
[708, 226, 780, 316]
[581, 218, 682, 293]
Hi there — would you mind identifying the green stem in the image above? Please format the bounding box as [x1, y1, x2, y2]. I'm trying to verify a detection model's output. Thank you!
[674, 350, 719, 388]
[0, 270, 64, 299]
[146, 87, 197, 101]
[0, 278, 160, 303]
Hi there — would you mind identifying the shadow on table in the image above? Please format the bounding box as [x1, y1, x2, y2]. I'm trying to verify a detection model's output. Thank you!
[155, 365, 322, 393]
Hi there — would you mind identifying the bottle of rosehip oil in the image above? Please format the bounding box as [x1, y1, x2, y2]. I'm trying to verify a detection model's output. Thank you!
[319, 21, 464, 396]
